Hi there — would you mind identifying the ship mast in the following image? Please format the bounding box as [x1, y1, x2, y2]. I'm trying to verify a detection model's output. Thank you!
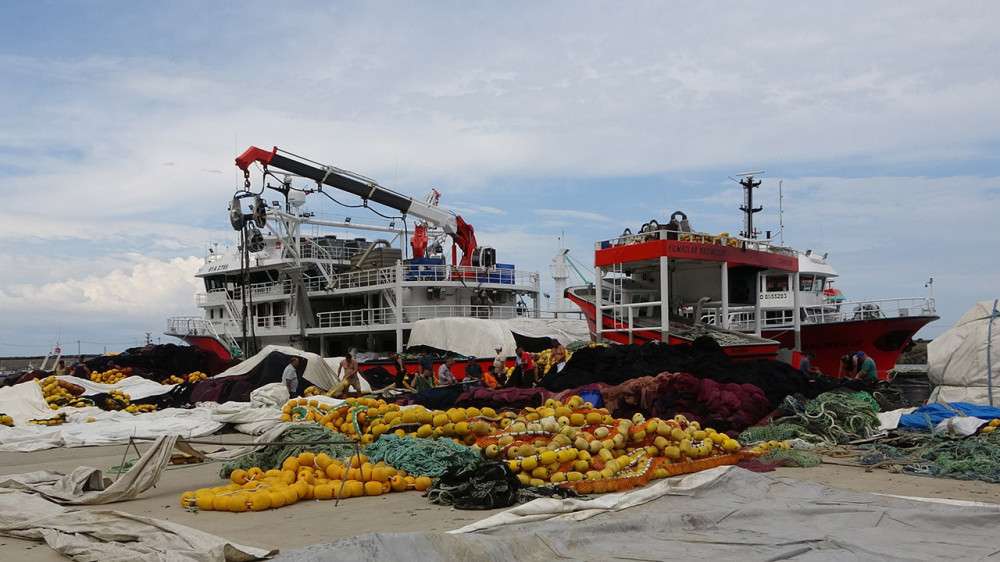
[736, 171, 764, 239]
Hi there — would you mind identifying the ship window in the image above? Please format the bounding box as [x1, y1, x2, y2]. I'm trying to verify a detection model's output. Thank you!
[799, 275, 815, 292]
[273, 302, 287, 316]
[765, 275, 789, 292]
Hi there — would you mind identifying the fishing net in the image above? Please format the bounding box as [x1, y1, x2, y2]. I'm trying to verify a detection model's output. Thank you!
[907, 432, 1000, 482]
[858, 432, 1000, 483]
[219, 425, 358, 478]
[758, 449, 822, 468]
[778, 391, 881, 445]
[426, 460, 520, 510]
[364, 434, 482, 477]
[738, 423, 816, 444]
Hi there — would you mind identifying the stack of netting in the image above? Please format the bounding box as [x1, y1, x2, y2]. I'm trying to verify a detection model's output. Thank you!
[740, 391, 881, 449]
[538, 339, 861, 406]
[427, 461, 521, 510]
[860, 431, 1000, 483]
[220, 425, 358, 478]
[364, 434, 482, 477]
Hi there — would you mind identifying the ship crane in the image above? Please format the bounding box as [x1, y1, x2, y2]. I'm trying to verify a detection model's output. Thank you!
[235, 146, 488, 268]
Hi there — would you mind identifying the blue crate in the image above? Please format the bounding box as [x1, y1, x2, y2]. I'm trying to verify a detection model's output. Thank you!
[404, 257, 447, 281]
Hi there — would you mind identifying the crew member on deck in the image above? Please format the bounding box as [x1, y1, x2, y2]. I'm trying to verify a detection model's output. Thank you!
[336, 353, 364, 394]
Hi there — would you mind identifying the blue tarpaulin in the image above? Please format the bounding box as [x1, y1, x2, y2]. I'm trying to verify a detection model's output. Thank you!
[898, 402, 1000, 430]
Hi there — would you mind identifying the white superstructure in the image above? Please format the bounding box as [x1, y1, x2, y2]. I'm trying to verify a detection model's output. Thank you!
[166, 156, 542, 359]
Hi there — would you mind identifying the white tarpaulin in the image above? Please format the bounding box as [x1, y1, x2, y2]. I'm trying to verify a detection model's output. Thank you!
[57, 374, 178, 400]
[0, 406, 225, 452]
[928, 299, 1000, 405]
[213, 344, 340, 390]
[0, 380, 56, 425]
[406, 317, 590, 358]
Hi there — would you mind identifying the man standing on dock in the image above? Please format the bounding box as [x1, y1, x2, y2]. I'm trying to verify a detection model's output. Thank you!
[282, 356, 301, 397]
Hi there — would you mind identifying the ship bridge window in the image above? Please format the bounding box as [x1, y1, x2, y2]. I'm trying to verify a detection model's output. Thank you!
[765, 274, 789, 292]
[204, 275, 225, 291]
[799, 275, 816, 292]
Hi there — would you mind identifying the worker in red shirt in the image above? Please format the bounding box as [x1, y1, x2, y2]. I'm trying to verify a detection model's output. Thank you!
[517, 346, 537, 385]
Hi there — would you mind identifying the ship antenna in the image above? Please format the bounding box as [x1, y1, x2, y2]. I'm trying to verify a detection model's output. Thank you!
[778, 179, 784, 245]
[730, 170, 765, 239]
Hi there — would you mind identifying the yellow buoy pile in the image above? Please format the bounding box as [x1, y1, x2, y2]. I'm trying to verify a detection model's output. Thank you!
[280, 395, 743, 494]
[281, 397, 497, 446]
[90, 368, 129, 384]
[37, 377, 89, 409]
[180, 452, 432, 512]
[102, 390, 131, 411]
[164, 371, 208, 385]
[478, 396, 742, 493]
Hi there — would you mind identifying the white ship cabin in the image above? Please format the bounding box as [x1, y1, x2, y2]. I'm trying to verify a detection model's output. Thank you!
[684, 251, 933, 331]
[168, 227, 542, 357]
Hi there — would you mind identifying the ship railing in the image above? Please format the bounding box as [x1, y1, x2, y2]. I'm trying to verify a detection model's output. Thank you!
[316, 307, 398, 328]
[403, 264, 539, 288]
[596, 229, 797, 257]
[166, 316, 208, 336]
[304, 264, 540, 293]
[402, 305, 528, 322]
[693, 306, 759, 331]
[255, 315, 289, 329]
[200, 280, 292, 303]
[596, 301, 666, 343]
[315, 305, 567, 328]
[166, 316, 238, 339]
[801, 297, 936, 325]
[298, 239, 368, 261]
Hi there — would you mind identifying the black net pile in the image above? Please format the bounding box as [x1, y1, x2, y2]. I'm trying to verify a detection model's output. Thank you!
[426, 461, 522, 510]
[539, 339, 863, 406]
[85, 343, 230, 380]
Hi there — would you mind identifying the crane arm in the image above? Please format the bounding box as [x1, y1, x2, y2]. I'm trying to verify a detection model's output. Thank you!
[236, 146, 479, 265]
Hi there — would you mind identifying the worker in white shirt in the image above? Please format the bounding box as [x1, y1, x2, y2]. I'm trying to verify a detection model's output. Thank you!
[437, 357, 457, 386]
[281, 356, 301, 397]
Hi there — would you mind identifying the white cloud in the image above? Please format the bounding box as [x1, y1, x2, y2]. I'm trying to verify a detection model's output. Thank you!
[451, 202, 507, 216]
[0, 256, 202, 317]
[533, 209, 614, 223]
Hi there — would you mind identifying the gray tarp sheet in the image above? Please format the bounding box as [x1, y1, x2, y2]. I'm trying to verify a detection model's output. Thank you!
[0, 425, 293, 505]
[276, 466, 1000, 561]
[0, 490, 274, 562]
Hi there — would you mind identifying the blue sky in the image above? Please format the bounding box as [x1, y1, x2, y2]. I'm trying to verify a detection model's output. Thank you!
[2, 2, 999, 355]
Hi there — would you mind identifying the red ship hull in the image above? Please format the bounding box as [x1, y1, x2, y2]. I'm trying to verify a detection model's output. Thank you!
[763, 315, 937, 379]
[178, 335, 235, 362]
